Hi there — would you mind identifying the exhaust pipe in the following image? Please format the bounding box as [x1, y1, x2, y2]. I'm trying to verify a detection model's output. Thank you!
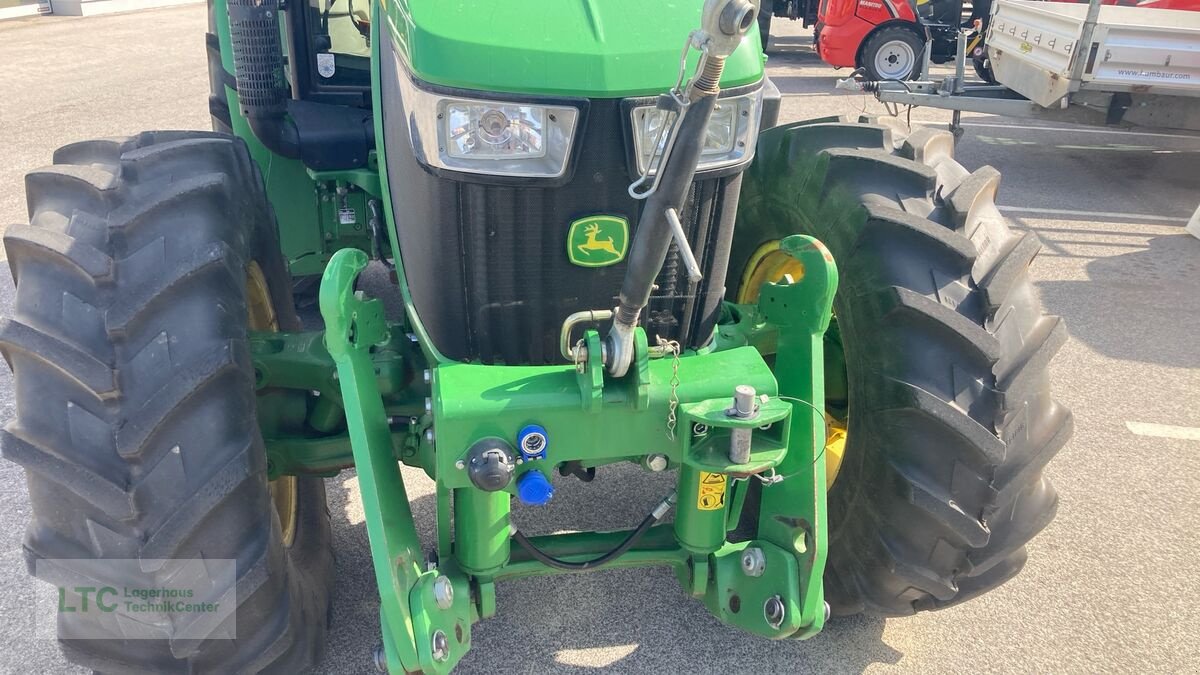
[227, 0, 301, 159]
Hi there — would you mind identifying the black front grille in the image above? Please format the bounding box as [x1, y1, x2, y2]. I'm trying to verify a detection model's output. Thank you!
[381, 51, 742, 365]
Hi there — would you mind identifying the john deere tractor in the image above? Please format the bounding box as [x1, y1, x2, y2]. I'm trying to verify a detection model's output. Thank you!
[1, 0, 1071, 672]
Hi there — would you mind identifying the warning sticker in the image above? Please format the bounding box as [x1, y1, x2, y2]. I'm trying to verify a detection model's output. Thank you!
[696, 471, 727, 511]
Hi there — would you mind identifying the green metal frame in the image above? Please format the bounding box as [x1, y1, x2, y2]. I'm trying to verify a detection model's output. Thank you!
[246, 233, 836, 671]
[247, 234, 836, 671]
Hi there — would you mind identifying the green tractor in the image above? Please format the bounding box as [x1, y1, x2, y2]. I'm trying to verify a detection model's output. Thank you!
[1, 0, 1071, 671]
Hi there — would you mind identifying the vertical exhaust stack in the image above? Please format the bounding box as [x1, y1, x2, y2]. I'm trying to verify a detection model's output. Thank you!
[227, 0, 301, 158]
[605, 0, 759, 377]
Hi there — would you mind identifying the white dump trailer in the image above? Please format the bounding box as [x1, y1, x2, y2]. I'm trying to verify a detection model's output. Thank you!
[859, 0, 1200, 133]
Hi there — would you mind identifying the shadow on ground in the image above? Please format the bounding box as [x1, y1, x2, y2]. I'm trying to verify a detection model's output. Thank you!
[1034, 233, 1200, 368]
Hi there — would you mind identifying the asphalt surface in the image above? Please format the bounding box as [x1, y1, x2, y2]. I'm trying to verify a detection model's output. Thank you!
[1, 5, 1199, 674]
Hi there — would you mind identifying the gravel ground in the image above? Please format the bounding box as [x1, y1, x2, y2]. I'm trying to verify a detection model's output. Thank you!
[0, 5, 1198, 674]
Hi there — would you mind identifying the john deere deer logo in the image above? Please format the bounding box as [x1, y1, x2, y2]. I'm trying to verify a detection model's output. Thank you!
[567, 215, 628, 267]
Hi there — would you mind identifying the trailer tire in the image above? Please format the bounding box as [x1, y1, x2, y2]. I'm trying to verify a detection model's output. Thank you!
[731, 117, 1071, 616]
[2, 131, 333, 672]
[973, 56, 998, 84]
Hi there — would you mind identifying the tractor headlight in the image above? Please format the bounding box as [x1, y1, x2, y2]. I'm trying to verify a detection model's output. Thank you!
[630, 90, 762, 175]
[396, 69, 580, 179]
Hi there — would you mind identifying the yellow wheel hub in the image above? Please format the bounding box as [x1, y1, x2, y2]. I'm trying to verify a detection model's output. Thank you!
[736, 241, 806, 305]
[823, 416, 847, 489]
[738, 241, 847, 488]
[247, 261, 298, 547]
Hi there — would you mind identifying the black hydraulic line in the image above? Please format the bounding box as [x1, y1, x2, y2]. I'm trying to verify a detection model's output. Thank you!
[511, 493, 677, 571]
[512, 516, 655, 571]
[614, 91, 719, 328]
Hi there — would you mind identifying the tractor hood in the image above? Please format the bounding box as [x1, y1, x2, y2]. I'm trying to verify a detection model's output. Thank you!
[381, 0, 765, 97]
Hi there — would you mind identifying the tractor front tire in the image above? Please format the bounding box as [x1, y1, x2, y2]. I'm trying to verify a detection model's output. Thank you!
[732, 117, 1072, 616]
[2, 132, 333, 672]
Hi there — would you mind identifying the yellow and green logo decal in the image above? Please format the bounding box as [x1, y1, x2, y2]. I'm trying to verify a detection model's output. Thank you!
[567, 215, 629, 267]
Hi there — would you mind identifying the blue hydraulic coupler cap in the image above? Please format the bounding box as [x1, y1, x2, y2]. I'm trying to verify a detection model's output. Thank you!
[517, 424, 549, 460]
[516, 470, 554, 506]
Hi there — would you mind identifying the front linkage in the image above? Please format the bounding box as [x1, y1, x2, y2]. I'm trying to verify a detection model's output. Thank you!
[252, 238, 837, 672]
[251, 2, 837, 672]
[276, 233, 836, 673]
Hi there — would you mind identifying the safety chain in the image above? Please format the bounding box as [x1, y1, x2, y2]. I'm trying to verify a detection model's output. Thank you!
[657, 337, 682, 440]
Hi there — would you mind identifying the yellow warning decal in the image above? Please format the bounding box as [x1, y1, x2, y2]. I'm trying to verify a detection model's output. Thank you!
[697, 471, 727, 511]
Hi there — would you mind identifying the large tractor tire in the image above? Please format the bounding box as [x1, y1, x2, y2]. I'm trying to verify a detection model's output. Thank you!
[1, 132, 333, 671]
[731, 117, 1072, 616]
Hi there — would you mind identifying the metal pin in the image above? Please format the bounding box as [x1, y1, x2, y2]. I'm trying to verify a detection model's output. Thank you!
[664, 208, 704, 283]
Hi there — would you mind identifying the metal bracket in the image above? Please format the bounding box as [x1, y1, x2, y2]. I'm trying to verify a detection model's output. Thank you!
[753, 234, 837, 639]
[576, 329, 605, 413]
[320, 249, 469, 673]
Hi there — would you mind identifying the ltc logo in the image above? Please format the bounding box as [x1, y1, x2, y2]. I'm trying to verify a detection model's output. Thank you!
[567, 215, 628, 267]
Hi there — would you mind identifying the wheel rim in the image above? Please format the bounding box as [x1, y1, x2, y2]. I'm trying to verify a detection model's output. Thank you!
[247, 261, 298, 548]
[874, 39, 916, 80]
[736, 241, 805, 305]
[737, 241, 849, 488]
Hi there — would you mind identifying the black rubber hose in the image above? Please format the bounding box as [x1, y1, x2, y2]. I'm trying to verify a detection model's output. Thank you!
[511, 493, 676, 571]
[614, 93, 718, 326]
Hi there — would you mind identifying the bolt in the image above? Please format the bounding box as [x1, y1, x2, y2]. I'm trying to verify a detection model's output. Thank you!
[423, 369, 432, 384]
[455, 460, 466, 470]
[645, 454, 669, 472]
[764, 595, 786, 629]
[425, 397, 433, 414]
[432, 575, 454, 610]
[407, 333, 419, 343]
[741, 547, 766, 577]
[430, 630, 450, 662]
[732, 384, 757, 417]
[824, 601, 831, 622]
[692, 423, 710, 436]
[310, 389, 321, 397]
[729, 427, 752, 464]
[373, 645, 387, 672]
[425, 428, 435, 444]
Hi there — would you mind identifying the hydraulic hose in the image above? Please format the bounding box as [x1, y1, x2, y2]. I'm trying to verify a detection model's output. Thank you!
[604, 0, 757, 376]
[614, 77, 721, 329]
[511, 492, 677, 571]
